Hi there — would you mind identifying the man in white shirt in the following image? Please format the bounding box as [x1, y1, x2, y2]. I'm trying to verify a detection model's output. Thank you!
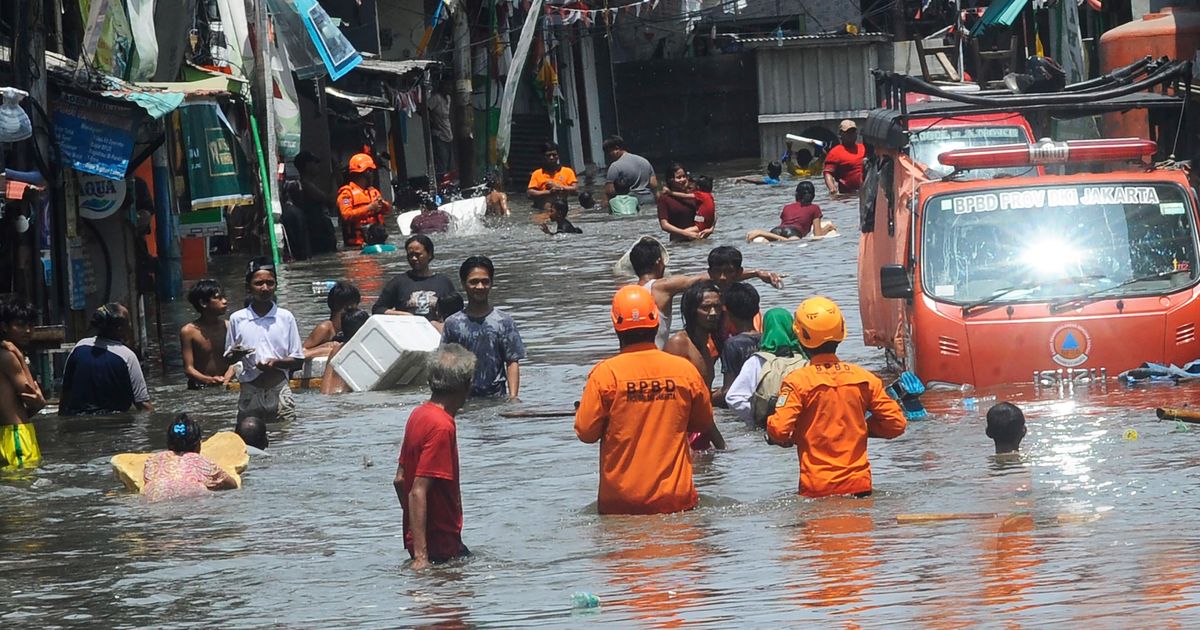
[226, 259, 305, 422]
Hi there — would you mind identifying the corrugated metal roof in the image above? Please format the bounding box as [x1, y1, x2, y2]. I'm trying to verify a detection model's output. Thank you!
[325, 86, 392, 109]
[352, 56, 441, 77]
[0, 45, 236, 119]
[755, 39, 883, 116]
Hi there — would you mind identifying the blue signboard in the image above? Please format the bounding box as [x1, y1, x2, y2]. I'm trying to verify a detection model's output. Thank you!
[295, 0, 362, 81]
[52, 92, 138, 180]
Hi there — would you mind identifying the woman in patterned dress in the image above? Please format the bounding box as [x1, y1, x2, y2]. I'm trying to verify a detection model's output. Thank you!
[143, 414, 238, 502]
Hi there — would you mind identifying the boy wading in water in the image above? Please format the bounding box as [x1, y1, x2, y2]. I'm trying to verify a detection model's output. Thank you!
[226, 260, 305, 422]
[441, 256, 526, 400]
[987, 402, 1026, 461]
[0, 300, 46, 468]
[628, 237, 782, 348]
[180, 280, 234, 389]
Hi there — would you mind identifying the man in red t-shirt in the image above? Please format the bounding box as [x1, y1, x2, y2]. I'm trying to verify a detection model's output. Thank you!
[823, 119, 865, 199]
[394, 344, 477, 569]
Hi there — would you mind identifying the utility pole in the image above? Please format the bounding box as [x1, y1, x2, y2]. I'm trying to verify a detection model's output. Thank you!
[14, 0, 49, 166]
[892, 0, 908, 41]
[14, 0, 56, 323]
[252, 0, 283, 266]
[452, 0, 474, 184]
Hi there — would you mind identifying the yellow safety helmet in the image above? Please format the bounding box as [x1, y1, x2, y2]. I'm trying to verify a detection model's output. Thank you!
[794, 296, 845, 350]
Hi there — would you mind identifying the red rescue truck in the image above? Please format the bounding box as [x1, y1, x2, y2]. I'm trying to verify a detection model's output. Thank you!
[858, 58, 1198, 387]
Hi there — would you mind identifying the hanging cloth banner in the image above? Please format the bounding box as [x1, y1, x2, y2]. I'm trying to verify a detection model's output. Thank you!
[125, 0, 159, 81]
[82, 0, 134, 79]
[497, 0, 545, 164]
[216, 0, 253, 80]
[178, 102, 255, 210]
[271, 29, 303, 160]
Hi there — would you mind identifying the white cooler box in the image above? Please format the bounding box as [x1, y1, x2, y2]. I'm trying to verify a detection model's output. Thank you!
[330, 315, 442, 391]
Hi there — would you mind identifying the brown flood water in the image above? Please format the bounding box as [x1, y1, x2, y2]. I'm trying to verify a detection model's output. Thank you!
[4, 161, 1200, 627]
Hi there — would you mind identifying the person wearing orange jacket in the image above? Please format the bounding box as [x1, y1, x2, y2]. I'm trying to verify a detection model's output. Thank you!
[336, 153, 392, 247]
[575, 285, 725, 515]
[767, 297, 906, 498]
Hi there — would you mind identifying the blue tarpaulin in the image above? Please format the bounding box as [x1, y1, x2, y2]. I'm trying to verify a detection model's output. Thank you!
[971, 0, 1030, 37]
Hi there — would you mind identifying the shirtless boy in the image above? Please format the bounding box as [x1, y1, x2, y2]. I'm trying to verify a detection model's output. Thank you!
[627, 237, 782, 347]
[180, 280, 233, 389]
[0, 300, 47, 468]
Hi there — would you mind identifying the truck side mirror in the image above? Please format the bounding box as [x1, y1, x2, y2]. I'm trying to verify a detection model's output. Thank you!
[880, 264, 912, 299]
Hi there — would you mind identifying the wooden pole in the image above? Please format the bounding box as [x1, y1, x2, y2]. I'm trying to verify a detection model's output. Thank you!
[451, 0, 474, 184]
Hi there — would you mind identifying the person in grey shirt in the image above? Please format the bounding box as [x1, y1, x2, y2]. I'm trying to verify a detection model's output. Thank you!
[427, 77, 454, 176]
[603, 135, 659, 209]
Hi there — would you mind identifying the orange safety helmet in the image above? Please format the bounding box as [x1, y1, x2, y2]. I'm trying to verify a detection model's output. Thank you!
[794, 296, 845, 349]
[348, 153, 377, 173]
[611, 285, 660, 333]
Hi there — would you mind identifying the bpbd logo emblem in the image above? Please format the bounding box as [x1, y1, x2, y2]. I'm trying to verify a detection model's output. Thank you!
[77, 173, 127, 220]
[1049, 324, 1091, 368]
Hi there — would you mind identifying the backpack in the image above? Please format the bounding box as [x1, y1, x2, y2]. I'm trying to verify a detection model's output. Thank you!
[750, 352, 809, 428]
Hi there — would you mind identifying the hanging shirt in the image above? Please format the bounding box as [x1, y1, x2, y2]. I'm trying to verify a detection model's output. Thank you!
[574, 342, 715, 515]
[428, 92, 454, 142]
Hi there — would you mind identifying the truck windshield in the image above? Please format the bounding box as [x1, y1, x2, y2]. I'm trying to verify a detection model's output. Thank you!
[910, 125, 1031, 179]
[922, 182, 1199, 305]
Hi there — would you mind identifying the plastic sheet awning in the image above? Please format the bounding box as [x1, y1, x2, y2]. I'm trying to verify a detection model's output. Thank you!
[325, 87, 392, 110]
[0, 45, 242, 120]
[971, 0, 1030, 36]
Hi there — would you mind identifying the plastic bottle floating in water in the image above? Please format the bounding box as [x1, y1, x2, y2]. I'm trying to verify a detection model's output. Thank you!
[311, 280, 336, 296]
[1123, 429, 1139, 441]
[571, 592, 601, 609]
[961, 395, 997, 411]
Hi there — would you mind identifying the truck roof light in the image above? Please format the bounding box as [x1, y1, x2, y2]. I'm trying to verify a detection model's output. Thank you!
[937, 138, 1157, 171]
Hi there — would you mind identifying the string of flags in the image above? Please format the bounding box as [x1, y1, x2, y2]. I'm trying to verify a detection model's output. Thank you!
[536, 0, 662, 27]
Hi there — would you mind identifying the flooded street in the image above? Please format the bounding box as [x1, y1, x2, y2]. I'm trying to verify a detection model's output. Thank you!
[5, 165, 1200, 627]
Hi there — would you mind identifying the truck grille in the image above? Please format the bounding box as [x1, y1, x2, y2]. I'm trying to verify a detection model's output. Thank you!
[1177, 323, 1195, 346]
[938, 336, 960, 356]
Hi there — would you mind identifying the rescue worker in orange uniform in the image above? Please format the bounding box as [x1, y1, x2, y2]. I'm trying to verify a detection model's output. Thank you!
[336, 153, 392, 248]
[575, 285, 725, 515]
[767, 297, 906, 498]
